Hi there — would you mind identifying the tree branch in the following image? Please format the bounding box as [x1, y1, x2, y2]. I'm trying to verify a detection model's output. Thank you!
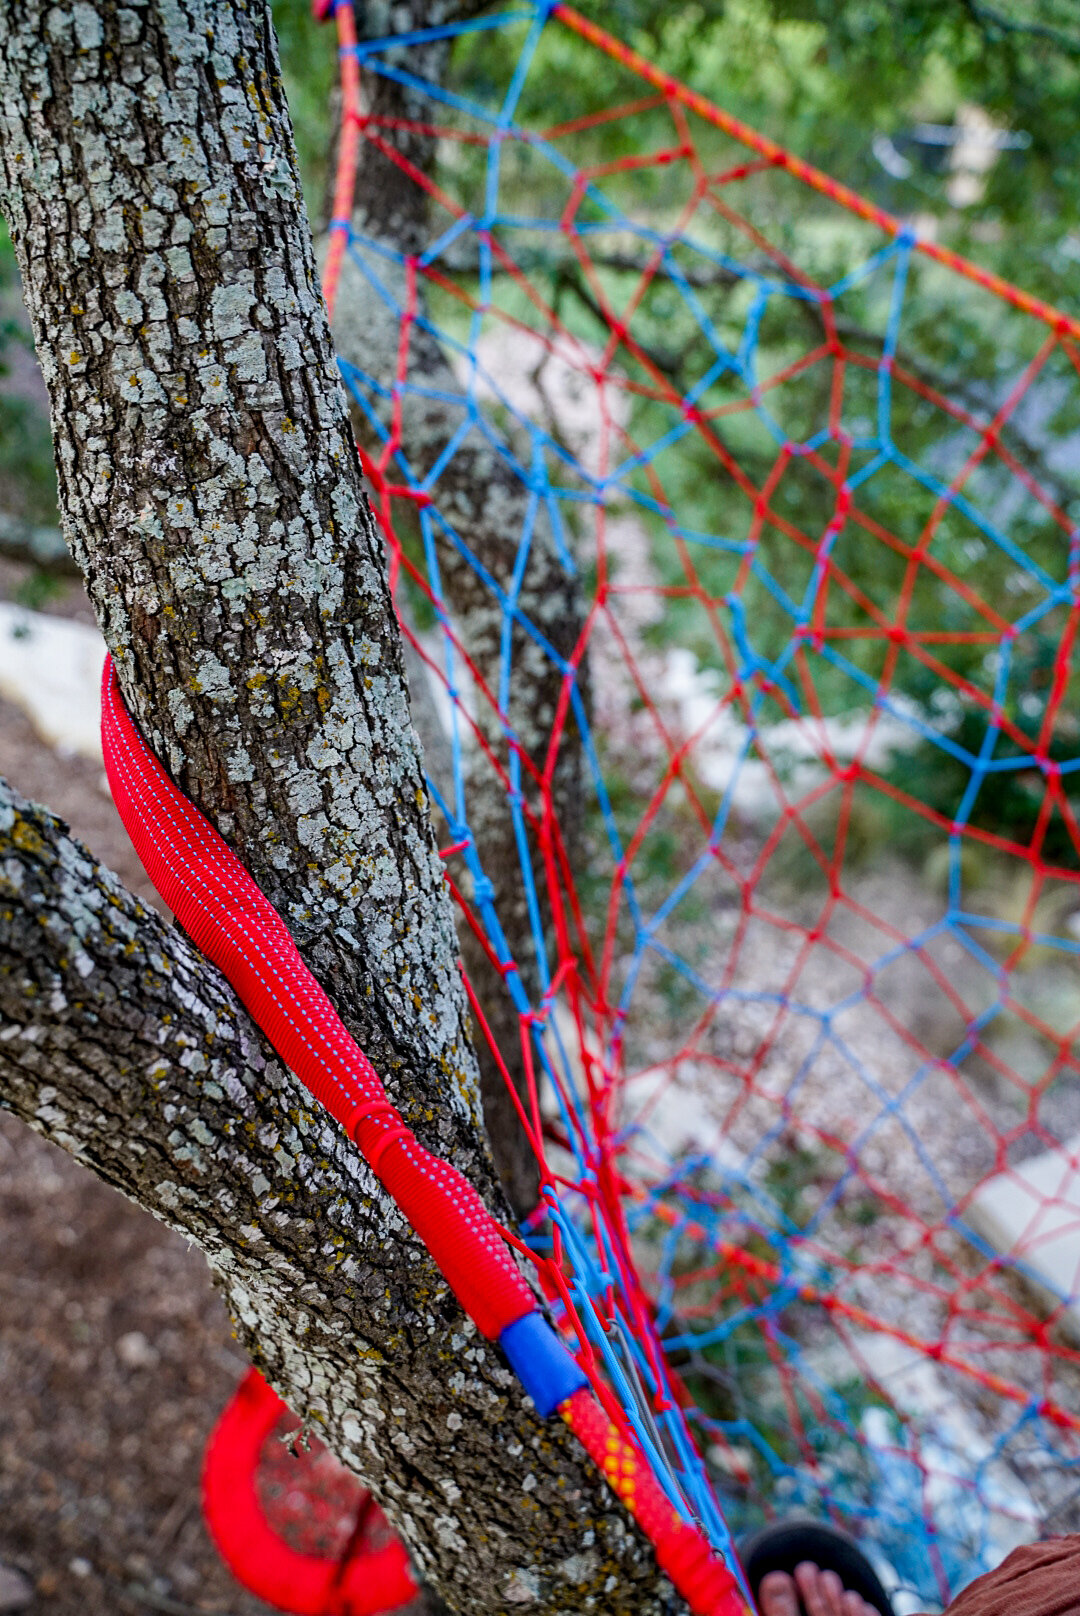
[0, 1, 677, 1606]
[956, 0, 1080, 55]
[0, 777, 677, 1611]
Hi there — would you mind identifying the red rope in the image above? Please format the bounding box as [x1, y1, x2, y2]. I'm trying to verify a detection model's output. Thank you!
[174, 1, 1080, 1607]
[101, 658, 749, 1616]
[100, 659, 536, 1341]
[203, 1369, 417, 1616]
[561, 1389, 748, 1616]
[552, 3, 1080, 344]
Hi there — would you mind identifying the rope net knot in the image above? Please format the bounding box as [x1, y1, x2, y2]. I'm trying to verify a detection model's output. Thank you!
[211, 5, 1080, 1612]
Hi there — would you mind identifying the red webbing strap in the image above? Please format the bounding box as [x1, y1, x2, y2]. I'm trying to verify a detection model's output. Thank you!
[561, 1391, 753, 1616]
[203, 1370, 417, 1616]
[100, 657, 534, 1342]
[102, 659, 749, 1616]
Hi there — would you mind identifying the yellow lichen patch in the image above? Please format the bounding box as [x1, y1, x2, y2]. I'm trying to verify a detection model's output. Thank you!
[11, 816, 46, 857]
[276, 682, 303, 719]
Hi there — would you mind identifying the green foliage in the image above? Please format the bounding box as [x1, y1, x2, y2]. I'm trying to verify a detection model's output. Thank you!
[0, 221, 59, 526]
[270, 0, 338, 217]
[762, 1138, 829, 1225]
[558, 0, 1080, 301]
[275, 2, 1080, 874]
[761, 0, 1080, 300]
[13, 567, 65, 612]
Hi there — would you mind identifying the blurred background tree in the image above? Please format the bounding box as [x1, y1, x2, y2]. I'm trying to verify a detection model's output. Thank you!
[3, 0, 1078, 862]
[7, 0, 1078, 548]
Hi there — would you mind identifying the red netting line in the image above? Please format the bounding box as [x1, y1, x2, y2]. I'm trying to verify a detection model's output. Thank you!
[208, 2, 1080, 1612]
[103, 615, 746, 1612]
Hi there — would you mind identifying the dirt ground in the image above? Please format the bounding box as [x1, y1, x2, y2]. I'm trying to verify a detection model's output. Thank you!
[0, 680, 281, 1616]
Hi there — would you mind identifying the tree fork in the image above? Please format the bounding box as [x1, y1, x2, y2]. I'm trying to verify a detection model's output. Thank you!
[0, 2, 676, 1610]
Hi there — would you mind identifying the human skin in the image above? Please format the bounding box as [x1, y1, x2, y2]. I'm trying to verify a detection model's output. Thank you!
[759, 1563, 879, 1616]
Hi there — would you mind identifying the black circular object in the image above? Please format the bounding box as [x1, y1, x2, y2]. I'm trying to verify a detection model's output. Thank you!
[738, 1519, 896, 1615]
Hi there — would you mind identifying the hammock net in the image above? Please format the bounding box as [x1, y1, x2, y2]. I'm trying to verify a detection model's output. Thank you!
[207, 5, 1080, 1611]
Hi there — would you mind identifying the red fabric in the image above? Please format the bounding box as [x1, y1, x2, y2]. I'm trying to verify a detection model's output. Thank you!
[560, 1389, 753, 1616]
[203, 1369, 417, 1616]
[101, 658, 534, 1342]
[931, 1538, 1080, 1616]
[102, 658, 748, 1616]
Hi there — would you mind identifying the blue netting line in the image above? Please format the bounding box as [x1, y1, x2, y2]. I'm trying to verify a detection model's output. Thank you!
[325, 5, 1080, 1606]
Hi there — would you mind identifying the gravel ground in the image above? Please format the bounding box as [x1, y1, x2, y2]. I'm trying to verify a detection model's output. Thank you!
[582, 529, 1080, 1581]
[0, 674, 280, 1616]
[0, 1110, 277, 1616]
[3, 519, 1079, 1610]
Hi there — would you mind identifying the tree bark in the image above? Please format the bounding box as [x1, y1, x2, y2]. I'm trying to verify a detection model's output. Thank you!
[0, 780, 672, 1613]
[0, 2, 675, 1610]
[327, 1, 591, 1215]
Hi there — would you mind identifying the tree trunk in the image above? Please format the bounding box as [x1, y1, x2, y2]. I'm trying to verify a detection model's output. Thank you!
[326, 2, 591, 1216]
[0, 2, 676, 1611]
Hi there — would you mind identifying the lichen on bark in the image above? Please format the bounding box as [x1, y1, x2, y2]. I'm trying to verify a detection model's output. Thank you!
[325, 0, 591, 1216]
[0, 0, 475, 1154]
[0, 781, 676, 1613]
[0, 1, 680, 1610]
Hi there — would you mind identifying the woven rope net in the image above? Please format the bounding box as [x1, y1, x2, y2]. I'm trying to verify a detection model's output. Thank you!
[211, 6, 1080, 1612]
